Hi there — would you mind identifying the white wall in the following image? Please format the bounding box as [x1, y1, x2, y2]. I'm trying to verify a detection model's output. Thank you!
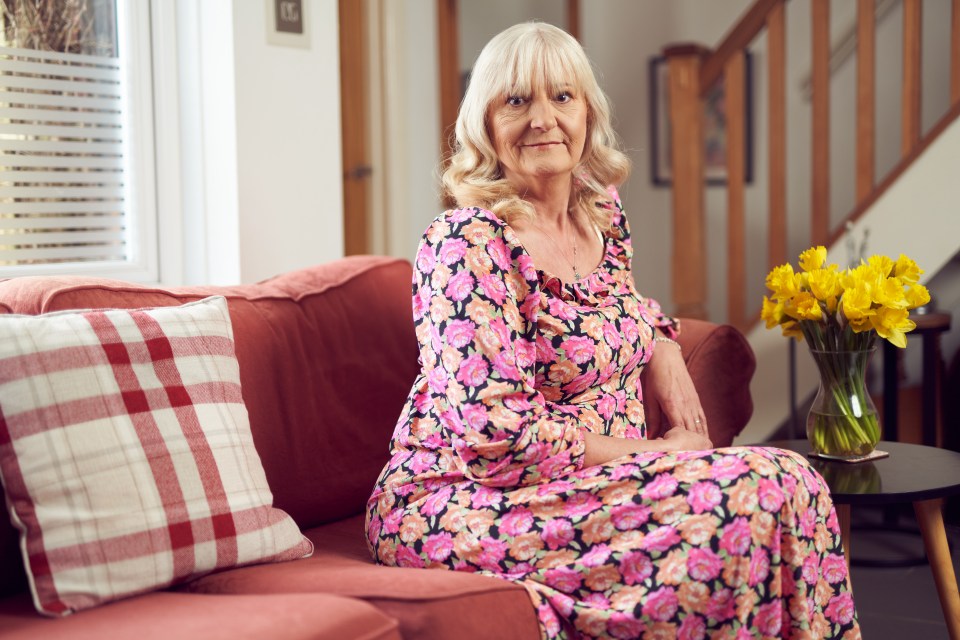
[167, 0, 343, 286]
[232, 0, 344, 283]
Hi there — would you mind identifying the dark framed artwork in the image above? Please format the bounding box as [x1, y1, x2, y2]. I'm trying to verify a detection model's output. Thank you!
[648, 53, 754, 187]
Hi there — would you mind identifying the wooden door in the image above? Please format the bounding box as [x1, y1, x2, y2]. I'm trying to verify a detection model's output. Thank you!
[339, 0, 371, 255]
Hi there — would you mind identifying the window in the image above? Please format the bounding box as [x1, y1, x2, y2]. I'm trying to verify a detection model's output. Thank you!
[0, 0, 156, 280]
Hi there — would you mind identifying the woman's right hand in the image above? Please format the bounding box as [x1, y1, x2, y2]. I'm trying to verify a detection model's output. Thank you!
[661, 427, 713, 452]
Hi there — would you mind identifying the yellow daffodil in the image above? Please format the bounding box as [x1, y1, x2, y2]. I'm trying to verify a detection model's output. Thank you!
[841, 283, 875, 332]
[871, 307, 916, 348]
[760, 296, 785, 329]
[893, 254, 923, 284]
[904, 283, 931, 310]
[780, 320, 803, 340]
[867, 254, 895, 277]
[798, 246, 827, 272]
[787, 291, 823, 321]
[807, 268, 842, 312]
[765, 263, 802, 302]
[875, 277, 909, 309]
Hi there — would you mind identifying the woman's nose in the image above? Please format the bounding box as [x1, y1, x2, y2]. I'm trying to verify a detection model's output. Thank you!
[528, 97, 557, 130]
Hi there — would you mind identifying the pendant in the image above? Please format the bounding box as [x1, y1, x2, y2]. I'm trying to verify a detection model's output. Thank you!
[574, 268, 581, 281]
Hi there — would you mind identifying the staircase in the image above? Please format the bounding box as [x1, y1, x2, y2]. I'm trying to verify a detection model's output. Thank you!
[661, 0, 960, 443]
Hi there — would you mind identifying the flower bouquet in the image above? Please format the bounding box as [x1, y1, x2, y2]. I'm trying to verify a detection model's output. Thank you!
[761, 246, 930, 458]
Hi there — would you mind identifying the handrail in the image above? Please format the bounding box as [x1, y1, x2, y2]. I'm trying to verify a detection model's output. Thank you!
[699, 0, 784, 95]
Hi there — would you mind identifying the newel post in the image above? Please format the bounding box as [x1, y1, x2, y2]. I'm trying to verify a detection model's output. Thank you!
[663, 45, 709, 320]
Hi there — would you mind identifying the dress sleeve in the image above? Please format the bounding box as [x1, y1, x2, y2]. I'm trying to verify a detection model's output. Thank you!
[413, 209, 586, 488]
[605, 185, 680, 340]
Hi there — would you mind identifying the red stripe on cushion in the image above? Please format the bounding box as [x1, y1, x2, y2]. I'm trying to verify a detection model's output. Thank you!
[84, 311, 197, 580]
[130, 311, 239, 567]
[1, 382, 244, 440]
[0, 336, 236, 385]
[36, 506, 301, 573]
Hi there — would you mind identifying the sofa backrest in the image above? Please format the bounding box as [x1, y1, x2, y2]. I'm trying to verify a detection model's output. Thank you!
[0, 257, 419, 594]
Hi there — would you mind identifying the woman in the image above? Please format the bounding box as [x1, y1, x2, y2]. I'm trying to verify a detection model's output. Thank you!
[366, 22, 859, 639]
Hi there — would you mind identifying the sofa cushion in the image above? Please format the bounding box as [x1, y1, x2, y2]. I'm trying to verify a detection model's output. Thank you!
[0, 591, 402, 640]
[0, 297, 312, 616]
[182, 515, 542, 640]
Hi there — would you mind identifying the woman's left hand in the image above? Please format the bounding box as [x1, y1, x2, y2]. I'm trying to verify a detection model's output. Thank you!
[645, 336, 709, 437]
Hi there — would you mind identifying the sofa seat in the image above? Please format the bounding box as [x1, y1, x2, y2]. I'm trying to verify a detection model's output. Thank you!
[0, 591, 401, 640]
[182, 515, 542, 640]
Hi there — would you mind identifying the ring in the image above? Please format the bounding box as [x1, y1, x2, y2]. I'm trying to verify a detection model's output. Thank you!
[695, 419, 702, 424]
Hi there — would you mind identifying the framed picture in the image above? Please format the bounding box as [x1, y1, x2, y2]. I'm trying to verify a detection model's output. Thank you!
[648, 53, 754, 187]
[266, 0, 310, 49]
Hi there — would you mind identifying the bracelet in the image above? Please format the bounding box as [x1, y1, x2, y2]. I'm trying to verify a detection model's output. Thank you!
[654, 336, 681, 352]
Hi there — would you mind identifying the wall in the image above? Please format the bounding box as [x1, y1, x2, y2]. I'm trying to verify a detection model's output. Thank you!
[232, 0, 344, 283]
[169, 0, 343, 286]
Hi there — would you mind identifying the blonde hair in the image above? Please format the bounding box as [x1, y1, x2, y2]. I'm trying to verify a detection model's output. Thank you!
[441, 22, 630, 230]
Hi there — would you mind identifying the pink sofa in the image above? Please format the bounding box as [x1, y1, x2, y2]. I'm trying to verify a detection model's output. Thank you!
[0, 256, 755, 639]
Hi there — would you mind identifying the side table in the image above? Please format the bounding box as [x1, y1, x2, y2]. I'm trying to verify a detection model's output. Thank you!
[767, 439, 960, 639]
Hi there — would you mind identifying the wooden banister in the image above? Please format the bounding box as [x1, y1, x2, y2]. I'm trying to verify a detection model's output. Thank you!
[699, 0, 784, 97]
[902, 0, 923, 157]
[664, 45, 710, 320]
[726, 52, 748, 331]
[767, 2, 787, 271]
[811, 0, 830, 247]
[856, 0, 876, 202]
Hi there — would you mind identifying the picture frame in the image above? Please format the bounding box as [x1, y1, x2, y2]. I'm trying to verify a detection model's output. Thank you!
[266, 0, 310, 49]
[648, 52, 754, 187]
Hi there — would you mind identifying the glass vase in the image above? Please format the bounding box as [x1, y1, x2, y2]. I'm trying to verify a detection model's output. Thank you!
[806, 347, 881, 459]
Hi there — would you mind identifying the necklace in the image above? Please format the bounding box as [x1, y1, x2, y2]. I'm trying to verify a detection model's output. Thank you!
[538, 212, 581, 281]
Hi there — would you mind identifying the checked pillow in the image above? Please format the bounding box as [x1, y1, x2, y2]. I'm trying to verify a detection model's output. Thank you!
[0, 296, 312, 616]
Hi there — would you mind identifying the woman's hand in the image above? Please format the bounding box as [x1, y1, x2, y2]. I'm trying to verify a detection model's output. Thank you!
[645, 334, 710, 438]
[661, 426, 713, 451]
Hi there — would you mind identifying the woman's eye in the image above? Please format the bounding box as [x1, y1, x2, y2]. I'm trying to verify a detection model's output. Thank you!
[556, 92, 572, 103]
[506, 96, 526, 107]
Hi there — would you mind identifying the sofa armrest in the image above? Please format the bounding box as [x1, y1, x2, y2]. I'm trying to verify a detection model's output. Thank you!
[641, 318, 756, 447]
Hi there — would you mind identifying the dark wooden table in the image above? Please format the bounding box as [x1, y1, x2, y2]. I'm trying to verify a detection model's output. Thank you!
[766, 439, 960, 639]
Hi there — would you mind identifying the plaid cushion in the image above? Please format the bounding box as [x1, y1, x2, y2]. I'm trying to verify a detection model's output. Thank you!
[0, 296, 313, 616]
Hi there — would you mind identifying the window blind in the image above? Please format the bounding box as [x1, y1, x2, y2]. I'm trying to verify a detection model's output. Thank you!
[0, 45, 126, 266]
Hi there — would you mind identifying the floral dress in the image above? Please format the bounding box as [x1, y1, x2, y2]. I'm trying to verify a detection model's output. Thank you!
[365, 190, 860, 639]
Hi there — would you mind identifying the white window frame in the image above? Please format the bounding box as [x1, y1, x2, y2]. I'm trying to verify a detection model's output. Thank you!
[0, 0, 159, 282]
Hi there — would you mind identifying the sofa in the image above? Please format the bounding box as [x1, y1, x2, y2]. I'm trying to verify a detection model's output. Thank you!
[0, 256, 756, 639]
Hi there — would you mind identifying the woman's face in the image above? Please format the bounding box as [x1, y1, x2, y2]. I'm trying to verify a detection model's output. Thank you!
[488, 84, 587, 189]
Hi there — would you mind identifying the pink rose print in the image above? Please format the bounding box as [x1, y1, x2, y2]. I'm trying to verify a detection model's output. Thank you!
[492, 351, 522, 380]
[748, 548, 771, 586]
[801, 553, 820, 585]
[471, 486, 503, 508]
[607, 613, 646, 640]
[438, 237, 468, 264]
[479, 274, 507, 305]
[563, 492, 602, 519]
[677, 614, 706, 640]
[535, 334, 557, 364]
[686, 548, 723, 581]
[757, 477, 785, 512]
[620, 551, 653, 585]
[395, 545, 424, 568]
[580, 544, 612, 567]
[643, 473, 679, 500]
[641, 586, 679, 622]
[560, 336, 595, 364]
[688, 481, 723, 513]
[444, 319, 475, 348]
[602, 322, 622, 348]
[753, 601, 782, 636]
[409, 450, 438, 475]
[719, 517, 752, 556]
[445, 270, 475, 301]
[711, 455, 751, 482]
[705, 588, 735, 622]
[548, 298, 578, 321]
[460, 403, 489, 431]
[486, 236, 512, 271]
[456, 354, 489, 387]
[500, 508, 534, 536]
[641, 525, 681, 553]
[416, 244, 436, 273]
[477, 538, 508, 571]
[541, 519, 575, 550]
[611, 503, 651, 530]
[825, 592, 856, 625]
[514, 338, 536, 368]
[423, 532, 454, 562]
[820, 554, 848, 584]
[545, 567, 583, 594]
